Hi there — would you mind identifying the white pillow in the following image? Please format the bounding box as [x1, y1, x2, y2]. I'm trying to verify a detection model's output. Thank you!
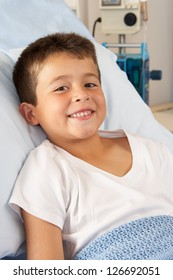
[0, 0, 93, 51]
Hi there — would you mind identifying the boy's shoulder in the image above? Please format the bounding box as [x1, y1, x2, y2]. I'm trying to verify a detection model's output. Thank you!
[27, 139, 60, 165]
[31, 139, 54, 154]
[131, 132, 173, 166]
[99, 129, 173, 160]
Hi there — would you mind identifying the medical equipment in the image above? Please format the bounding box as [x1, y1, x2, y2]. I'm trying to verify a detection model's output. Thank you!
[100, 0, 143, 35]
[102, 42, 161, 104]
[100, 0, 161, 104]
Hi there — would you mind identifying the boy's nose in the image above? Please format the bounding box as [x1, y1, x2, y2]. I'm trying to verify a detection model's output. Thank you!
[72, 95, 90, 103]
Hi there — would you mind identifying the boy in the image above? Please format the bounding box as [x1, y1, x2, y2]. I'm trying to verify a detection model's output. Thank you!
[10, 33, 173, 260]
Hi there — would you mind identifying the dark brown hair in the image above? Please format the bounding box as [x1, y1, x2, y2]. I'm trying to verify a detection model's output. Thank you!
[13, 32, 101, 105]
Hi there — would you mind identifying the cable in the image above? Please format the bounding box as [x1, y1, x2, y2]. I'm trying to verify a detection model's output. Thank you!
[92, 17, 102, 37]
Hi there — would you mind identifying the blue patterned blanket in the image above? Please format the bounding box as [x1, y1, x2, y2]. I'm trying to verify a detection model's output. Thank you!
[74, 215, 173, 260]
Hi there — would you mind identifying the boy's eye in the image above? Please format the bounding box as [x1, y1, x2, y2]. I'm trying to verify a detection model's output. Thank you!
[55, 86, 68, 92]
[85, 83, 96, 88]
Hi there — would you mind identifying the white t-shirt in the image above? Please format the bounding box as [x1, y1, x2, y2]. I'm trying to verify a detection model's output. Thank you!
[9, 130, 173, 259]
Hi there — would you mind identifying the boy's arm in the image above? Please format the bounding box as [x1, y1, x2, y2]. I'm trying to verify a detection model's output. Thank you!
[22, 209, 64, 260]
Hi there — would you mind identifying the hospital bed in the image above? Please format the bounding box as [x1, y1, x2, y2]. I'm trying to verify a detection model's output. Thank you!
[1, 0, 173, 260]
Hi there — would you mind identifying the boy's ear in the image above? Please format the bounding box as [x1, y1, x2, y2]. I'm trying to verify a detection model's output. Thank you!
[19, 102, 39, 125]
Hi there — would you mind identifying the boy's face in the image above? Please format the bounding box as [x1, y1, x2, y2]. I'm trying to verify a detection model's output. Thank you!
[24, 53, 106, 146]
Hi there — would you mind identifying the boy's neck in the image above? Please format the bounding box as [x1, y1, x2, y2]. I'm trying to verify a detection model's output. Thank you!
[52, 133, 105, 160]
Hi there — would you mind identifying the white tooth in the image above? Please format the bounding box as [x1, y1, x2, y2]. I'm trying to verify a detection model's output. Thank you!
[70, 110, 92, 118]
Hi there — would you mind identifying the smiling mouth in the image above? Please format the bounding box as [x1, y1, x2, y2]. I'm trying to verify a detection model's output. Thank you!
[68, 110, 93, 118]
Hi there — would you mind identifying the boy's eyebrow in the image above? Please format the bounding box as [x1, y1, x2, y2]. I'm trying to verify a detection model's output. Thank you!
[84, 73, 99, 79]
[49, 73, 99, 85]
[50, 75, 70, 84]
